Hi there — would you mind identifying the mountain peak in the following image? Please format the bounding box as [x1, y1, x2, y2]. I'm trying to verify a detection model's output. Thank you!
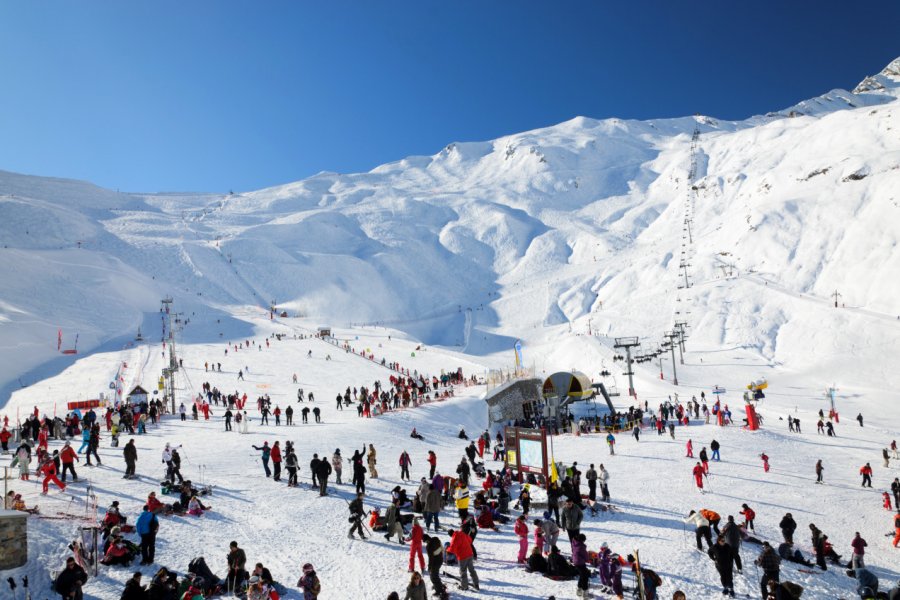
[852, 56, 900, 94]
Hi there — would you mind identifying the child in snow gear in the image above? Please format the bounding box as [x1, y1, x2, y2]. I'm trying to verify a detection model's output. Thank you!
[296, 563, 320, 599]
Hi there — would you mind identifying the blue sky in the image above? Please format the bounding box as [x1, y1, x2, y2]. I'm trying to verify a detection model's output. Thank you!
[1, 1, 899, 192]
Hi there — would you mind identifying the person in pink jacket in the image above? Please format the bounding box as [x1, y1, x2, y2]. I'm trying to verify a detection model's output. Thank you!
[514, 515, 529, 563]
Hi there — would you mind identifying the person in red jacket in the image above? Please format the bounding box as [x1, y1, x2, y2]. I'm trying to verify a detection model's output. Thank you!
[427, 451, 437, 479]
[860, 463, 873, 488]
[884, 492, 893, 511]
[760, 453, 770, 473]
[41, 457, 66, 494]
[477, 436, 485, 458]
[740, 503, 756, 531]
[146, 491, 167, 515]
[447, 528, 479, 591]
[692, 462, 705, 493]
[686, 439, 693, 458]
[60, 441, 79, 483]
[408, 517, 425, 572]
[514, 515, 529, 563]
[270, 442, 282, 482]
[37, 426, 49, 451]
[0, 426, 12, 452]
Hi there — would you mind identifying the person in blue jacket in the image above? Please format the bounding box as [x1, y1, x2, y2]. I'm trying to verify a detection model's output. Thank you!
[135, 504, 159, 565]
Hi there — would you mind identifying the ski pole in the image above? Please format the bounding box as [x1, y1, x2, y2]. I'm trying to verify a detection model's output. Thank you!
[6, 576, 17, 600]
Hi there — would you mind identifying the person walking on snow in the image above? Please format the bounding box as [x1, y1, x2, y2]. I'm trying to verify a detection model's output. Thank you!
[427, 450, 437, 479]
[123, 438, 138, 479]
[755, 541, 781, 600]
[815, 459, 824, 484]
[447, 528, 479, 591]
[270, 441, 282, 482]
[860, 463, 873, 488]
[760, 453, 770, 473]
[710, 439, 721, 461]
[606, 432, 616, 455]
[331, 449, 343, 485]
[709, 535, 736, 598]
[408, 517, 425, 572]
[598, 464, 611, 502]
[348, 492, 367, 539]
[367, 444, 378, 478]
[686, 438, 693, 458]
[779, 513, 797, 543]
[252, 442, 271, 477]
[60, 442, 79, 483]
[399, 450, 412, 481]
[850, 532, 867, 569]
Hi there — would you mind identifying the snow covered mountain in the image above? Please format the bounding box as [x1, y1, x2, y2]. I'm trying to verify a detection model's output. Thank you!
[2, 57, 900, 404]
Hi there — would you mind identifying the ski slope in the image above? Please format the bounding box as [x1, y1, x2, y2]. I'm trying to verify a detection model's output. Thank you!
[3, 314, 900, 599]
[1, 56, 900, 599]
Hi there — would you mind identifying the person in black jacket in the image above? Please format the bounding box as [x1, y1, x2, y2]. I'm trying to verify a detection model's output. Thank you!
[348, 493, 367, 539]
[709, 536, 735, 597]
[779, 513, 797, 543]
[547, 545, 577, 578]
[123, 439, 138, 479]
[422, 533, 446, 596]
[527, 546, 548, 574]
[54, 556, 88, 600]
[316, 456, 332, 496]
[755, 542, 781, 600]
[120, 572, 147, 600]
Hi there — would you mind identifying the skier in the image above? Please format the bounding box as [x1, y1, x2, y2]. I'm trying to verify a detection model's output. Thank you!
[224, 409, 233, 431]
[709, 535, 736, 597]
[826, 421, 835, 436]
[699, 448, 710, 474]
[755, 542, 781, 600]
[384, 500, 405, 544]
[238, 369, 244, 381]
[60, 442, 79, 483]
[573, 533, 589, 598]
[633, 425, 640, 442]
[686, 438, 693, 458]
[285, 405, 293, 426]
[296, 563, 321, 599]
[606, 432, 616, 455]
[815, 459, 824, 484]
[312, 407, 321, 423]
[893, 510, 900, 548]
[883, 491, 892, 511]
[692, 462, 706, 493]
[857, 413, 864, 427]
[301, 407, 310, 424]
[761, 452, 770, 473]
[892, 478, 900, 509]
[860, 463, 873, 488]
[883, 448, 890, 469]
[252, 442, 271, 477]
[41, 457, 66, 494]
[348, 492, 367, 539]
[273, 406, 281, 426]
[454, 481, 470, 521]
[310, 454, 320, 488]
